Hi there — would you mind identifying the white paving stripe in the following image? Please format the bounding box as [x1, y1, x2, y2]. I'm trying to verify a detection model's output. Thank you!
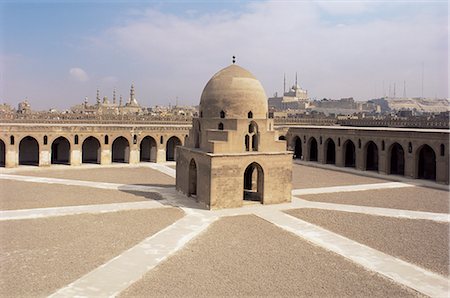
[0, 173, 166, 193]
[0, 201, 166, 221]
[49, 209, 217, 298]
[291, 198, 450, 223]
[291, 182, 413, 195]
[147, 163, 176, 178]
[255, 209, 449, 298]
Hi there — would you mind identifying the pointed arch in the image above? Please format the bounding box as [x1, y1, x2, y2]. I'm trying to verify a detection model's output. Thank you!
[365, 141, 379, 171]
[243, 162, 264, 202]
[325, 138, 336, 164]
[140, 136, 157, 162]
[417, 144, 436, 180]
[51, 136, 70, 165]
[82, 136, 101, 164]
[19, 136, 39, 166]
[389, 142, 404, 175]
[188, 159, 197, 197]
[0, 139, 5, 167]
[343, 140, 356, 168]
[293, 136, 302, 159]
[112, 136, 130, 163]
[308, 137, 318, 161]
[166, 136, 181, 161]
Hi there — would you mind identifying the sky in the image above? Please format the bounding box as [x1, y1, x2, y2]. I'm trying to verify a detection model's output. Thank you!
[0, 0, 448, 110]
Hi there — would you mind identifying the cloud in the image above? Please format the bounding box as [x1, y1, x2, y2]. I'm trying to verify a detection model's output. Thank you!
[69, 67, 89, 82]
[95, 1, 446, 104]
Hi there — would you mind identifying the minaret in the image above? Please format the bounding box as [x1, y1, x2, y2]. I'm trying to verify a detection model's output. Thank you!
[295, 72, 298, 87]
[96, 89, 100, 105]
[283, 73, 286, 94]
[119, 95, 123, 106]
[113, 88, 117, 104]
[84, 96, 88, 108]
[129, 83, 135, 104]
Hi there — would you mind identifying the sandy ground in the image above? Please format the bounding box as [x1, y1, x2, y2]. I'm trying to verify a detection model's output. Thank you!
[286, 209, 449, 276]
[297, 187, 450, 214]
[0, 208, 183, 297]
[14, 167, 175, 185]
[0, 180, 164, 210]
[292, 164, 387, 189]
[121, 215, 421, 297]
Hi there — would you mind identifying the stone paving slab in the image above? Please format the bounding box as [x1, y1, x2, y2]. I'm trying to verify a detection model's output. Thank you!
[121, 215, 421, 297]
[286, 208, 450, 276]
[255, 209, 449, 298]
[50, 209, 217, 297]
[297, 186, 450, 214]
[0, 208, 184, 297]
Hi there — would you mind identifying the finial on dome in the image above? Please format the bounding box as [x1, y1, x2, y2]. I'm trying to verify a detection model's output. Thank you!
[232, 56, 236, 64]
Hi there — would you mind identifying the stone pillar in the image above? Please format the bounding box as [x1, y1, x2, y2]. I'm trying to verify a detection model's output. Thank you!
[101, 148, 111, 165]
[5, 148, 17, 168]
[39, 150, 51, 167]
[156, 148, 166, 163]
[356, 148, 364, 171]
[378, 151, 387, 174]
[317, 143, 325, 164]
[404, 152, 415, 179]
[129, 147, 140, 164]
[71, 149, 81, 166]
[436, 155, 449, 184]
[335, 147, 344, 167]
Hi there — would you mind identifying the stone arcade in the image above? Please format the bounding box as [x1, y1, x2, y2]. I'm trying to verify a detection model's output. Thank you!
[176, 64, 292, 209]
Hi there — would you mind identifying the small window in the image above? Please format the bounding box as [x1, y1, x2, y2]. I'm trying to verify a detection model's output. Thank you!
[43, 135, 48, 145]
[358, 139, 361, 149]
[10, 136, 14, 145]
[75, 135, 79, 145]
[200, 111, 203, 118]
[382, 140, 385, 151]
[105, 135, 109, 144]
[440, 144, 445, 156]
[218, 123, 224, 130]
[220, 110, 225, 118]
[248, 111, 253, 119]
[338, 138, 341, 147]
[252, 135, 258, 151]
[133, 134, 137, 144]
[160, 136, 164, 144]
[303, 136, 306, 143]
[319, 136, 322, 145]
[408, 142, 412, 153]
[245, 135, 250, 151]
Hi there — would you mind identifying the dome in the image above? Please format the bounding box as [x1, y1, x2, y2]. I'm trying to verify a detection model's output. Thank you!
[199, 64, 268, 119]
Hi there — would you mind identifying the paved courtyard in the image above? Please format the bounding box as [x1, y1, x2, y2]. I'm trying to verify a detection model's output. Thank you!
[0, 162, 448, 297]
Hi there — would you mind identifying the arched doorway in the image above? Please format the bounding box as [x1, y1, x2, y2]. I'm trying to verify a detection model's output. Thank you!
[166, 136, 181, 161]
[0, 139, 5, 167]
[82, 136, 101, 164]
[344, 140, 356, 167]
[19, 136, 39, 166]
[325, 138, 336, 164]
[112, 136, 130, 163]
[243, 162, 264, 202]
[188, 159, 197, 197]
[389, 143, 404, 175]
[308, 137, 318, 161]
[417, 145, 436, 180]
[294, 137, 302, 159]
[140, 136, 157, 162]
[51, 137, 70, 165]
[365, 141, 379, 171]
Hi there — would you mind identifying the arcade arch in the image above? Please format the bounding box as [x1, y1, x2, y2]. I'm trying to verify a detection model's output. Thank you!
[82, 136, 101, 164]
[308, 137, 318, 162]
[112, 136, 130, 163]
[325, 138, 336, 164]
[19, 136, 39, 166]
[166, 136, 182, 161]
[343, 140, 356, 168]
[365, 141, 379, 171]
[417, 145, 436, 180]
[293, 136, 302, 159]
[51, 136, 70, 165]
[0, 139, 5, 167]
[140, 136, 157, 162]
[389, 143, 405, 175]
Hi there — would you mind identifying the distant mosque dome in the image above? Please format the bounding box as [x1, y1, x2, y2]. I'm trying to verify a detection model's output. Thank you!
[199, 64, 268, 119]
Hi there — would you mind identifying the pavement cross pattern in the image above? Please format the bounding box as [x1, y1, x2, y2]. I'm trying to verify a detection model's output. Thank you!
[1, 163, 448, 297]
